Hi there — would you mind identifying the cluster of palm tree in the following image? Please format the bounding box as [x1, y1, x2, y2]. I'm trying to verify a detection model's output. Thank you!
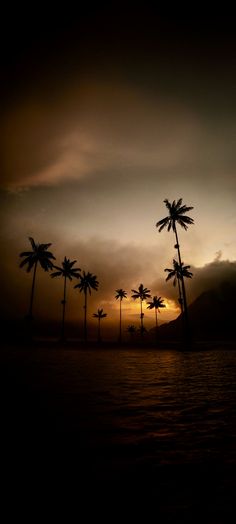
[114, 285, 166, 341]
[19, 240, 101, 341]
[19, 241, 166, 342]
[156, 198, 194, 339]
[19, 198, 194, 344]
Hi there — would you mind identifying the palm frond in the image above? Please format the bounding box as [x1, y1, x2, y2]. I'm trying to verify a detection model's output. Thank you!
[156, 199, 194, 234]
[146, 302, 154, 309]
[178, 220, 188, 230]
[131, 284, 151, 301]
[74, 271, 99, 293]
[19, 257, 31, 268]
[178, 205, 194, 214]
[115, 288, 127, 300]
[51, 271, 63, 278]
[20, 238, 56, 273]
[52, 257, 81, 279]
[19, 251, 34, 257]
[93, 308, 107, 318]
[29, 237, 36, 250]
[175, 198, 183, 210]
[39, 243, 52, 251]
[156, 216, 169, 232]
[44, 252, 56, 259]
[26, 260, 35, 273]
[51, 265, 63, 272]
[74, 282, 83, 290]
[163, 199, 172, 211]
[40, 259, 54, 271]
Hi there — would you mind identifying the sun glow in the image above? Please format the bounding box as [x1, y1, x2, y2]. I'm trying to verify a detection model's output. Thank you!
[94, 295, 180, 328]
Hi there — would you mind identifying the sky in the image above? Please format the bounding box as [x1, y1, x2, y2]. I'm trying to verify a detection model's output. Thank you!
[1, 8, 236, 337]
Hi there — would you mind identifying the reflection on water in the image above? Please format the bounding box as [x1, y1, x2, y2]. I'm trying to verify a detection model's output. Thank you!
[58, 348, 236, 466]
[5, 347, 235, 465]
[2, 346, 236, 513]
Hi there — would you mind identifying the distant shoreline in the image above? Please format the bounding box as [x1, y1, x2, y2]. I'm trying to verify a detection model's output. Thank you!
[1, 338, 236, 352]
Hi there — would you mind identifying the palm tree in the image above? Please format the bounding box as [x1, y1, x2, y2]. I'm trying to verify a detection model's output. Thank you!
[115, 289, 127, 343]
[74, 272, 99, 342]
[93, 308, 107, 342]
[156, 198, 194, 335]
[127, 325, 136, 339]
[165, 259, 183, 313]
[19, 237, 55, 320]
[51, 257, 81, 341]
[165, 259, 193, 315]
[131, 284, 151, 335]
[147, 296, 166, 336]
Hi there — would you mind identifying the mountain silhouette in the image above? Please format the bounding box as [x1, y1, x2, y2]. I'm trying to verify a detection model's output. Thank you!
[158, 281, 236, 341]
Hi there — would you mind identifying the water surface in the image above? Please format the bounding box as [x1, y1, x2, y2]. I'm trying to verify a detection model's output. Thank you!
[2, 345, 236, 516]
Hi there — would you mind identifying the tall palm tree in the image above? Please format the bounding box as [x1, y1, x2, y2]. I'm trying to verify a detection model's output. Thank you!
[19, 237, 55, 320]
[147, 296, 166, 336]
[51, 257, 81, 341]
[74, 272, 99, 342]
[115, 288, 127, 343]
[93, 308, 107, 343]
[165, 259, 193, 315]
[131, 284, 151, 335]
[156, 198, 194, 334]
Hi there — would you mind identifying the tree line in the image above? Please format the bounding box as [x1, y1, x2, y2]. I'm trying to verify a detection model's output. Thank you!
[19, 198, 194, 343]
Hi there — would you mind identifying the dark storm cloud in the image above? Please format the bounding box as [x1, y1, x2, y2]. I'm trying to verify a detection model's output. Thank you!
[2, 8, 236, 191]
[150, 256, 236, 308]
[189, 257, 236, 303]
[1, 80, 235, 191]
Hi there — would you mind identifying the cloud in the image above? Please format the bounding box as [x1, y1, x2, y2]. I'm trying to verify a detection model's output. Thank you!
[150, 257, 236, 308]
[189, 258, 236, 303]
[1, 81, 213, 191]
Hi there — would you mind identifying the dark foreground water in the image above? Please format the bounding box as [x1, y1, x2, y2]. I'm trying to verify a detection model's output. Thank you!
[2, 344, 236, 519]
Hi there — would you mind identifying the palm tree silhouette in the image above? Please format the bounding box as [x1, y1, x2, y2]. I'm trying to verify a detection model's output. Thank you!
[165, 259, 193, 315]
[51, 257, 81, 341]
[74, 272, 99, 342]
[156, 198, 194, 336]
[127, 324, 136, 338]
[147, 296, 166, 336]
[115, 289, 127, 343]
[19, 237, 55, 320]
[131, 284, 151, 335]
[93, 308, 107, 342]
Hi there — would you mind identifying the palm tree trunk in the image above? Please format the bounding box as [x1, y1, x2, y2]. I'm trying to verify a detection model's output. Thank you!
[29, 261, 38, 318]
[140, 299, 143, 335]
[84, 289, 87, 343]
[173, 224, 190, 340]
[155, 308, 158, 340]
[61, 275, 67, 341]
[177, 274, 184, 315]
[98, 318, 101, 342]
[119, 298, 122, 343]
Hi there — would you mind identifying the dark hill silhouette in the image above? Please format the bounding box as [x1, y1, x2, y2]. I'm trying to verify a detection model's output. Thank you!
[158, 281, 236, 341]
